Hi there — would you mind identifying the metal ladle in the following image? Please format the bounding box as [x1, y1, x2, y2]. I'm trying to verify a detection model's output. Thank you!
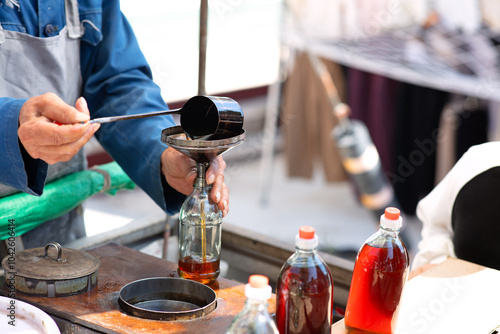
[88, 95, 244, 140]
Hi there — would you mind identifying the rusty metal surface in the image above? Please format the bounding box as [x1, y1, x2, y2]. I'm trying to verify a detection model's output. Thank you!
[1, 243, 275, 334]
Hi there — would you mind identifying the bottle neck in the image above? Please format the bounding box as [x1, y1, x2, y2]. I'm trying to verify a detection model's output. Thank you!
[194, 162, 211, 190]
[379, 214, 402, 234]
[379, 225, 400, 238]
[295, 246, 316, 253]
[295, 235, 319, 252]
[245, 298, 269, 311]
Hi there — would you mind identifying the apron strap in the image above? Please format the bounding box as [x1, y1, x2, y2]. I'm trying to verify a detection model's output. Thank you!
[0, 23, 5, 45]
[65, 0, 83, 39]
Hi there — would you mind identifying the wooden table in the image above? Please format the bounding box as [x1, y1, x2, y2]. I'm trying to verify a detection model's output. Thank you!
[331, 257, 500, 333]
[1, 243, 275, 334]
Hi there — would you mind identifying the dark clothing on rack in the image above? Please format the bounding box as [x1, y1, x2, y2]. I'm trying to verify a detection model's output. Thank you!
[392, 83, 449, 215]
[346, 69, 449, 216]
[282, 54, 490, 217]
[345, 68, 490, 216]
[455, 108, 489, 161]
[346, 68, 400, 174]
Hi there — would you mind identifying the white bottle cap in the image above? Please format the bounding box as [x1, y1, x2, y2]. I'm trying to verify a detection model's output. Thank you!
[380, 207, 403, 230]
[245, 275, 272, 301]
[295, 226, 319, 250]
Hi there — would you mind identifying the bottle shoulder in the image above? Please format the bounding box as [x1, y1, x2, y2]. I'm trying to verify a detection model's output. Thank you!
[364, 230, 407, 251]
[278, 251, 333, 292]
[227, 303, 278, 334]
[179, 185, 222, 222]
[284, 250, 330, 268]
[355, 234, 410, 271]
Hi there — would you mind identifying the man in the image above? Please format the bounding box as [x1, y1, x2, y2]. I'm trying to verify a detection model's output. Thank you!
[0, 0, 229, 247]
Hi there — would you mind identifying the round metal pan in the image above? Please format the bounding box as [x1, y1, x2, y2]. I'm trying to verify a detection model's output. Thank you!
[118, 277, 217, 321]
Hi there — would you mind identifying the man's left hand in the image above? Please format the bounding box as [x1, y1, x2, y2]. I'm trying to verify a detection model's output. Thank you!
[161, 147, 229, 216]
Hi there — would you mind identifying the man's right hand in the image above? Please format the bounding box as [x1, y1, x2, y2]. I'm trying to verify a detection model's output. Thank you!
[18, 93, 100, 164]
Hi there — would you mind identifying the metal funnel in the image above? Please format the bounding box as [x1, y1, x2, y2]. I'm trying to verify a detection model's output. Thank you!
[161, 126, 245, 163]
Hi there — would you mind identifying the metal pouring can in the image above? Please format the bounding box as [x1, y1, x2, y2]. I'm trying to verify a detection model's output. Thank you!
[180, 96, 244, 140]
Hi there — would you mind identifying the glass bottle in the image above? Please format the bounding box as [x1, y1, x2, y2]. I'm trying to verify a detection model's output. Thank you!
[276, 226, 334, 334]
[344, 207, 409, 334]
[178, 162, 222, 284]
[227, 275, 279, 334]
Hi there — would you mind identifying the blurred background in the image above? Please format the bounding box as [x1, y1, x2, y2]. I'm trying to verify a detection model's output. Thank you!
[83, 0, 500, 270]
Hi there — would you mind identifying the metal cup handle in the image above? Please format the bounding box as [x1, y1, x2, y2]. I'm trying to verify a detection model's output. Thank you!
[44, 242, 63, 262]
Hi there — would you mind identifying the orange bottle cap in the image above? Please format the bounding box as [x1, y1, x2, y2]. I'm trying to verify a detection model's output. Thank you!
[385, 207, 400, 220]
[299, 226, 315, 239]
[249, 275, 269, 289]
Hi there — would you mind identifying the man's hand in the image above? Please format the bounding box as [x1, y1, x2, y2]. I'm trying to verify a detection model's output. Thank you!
[161, 147, 229, 216]
[18, 93, 100, 164]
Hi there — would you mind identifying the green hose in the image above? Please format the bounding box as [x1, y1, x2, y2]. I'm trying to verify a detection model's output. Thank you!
[0, 162, 135, 240]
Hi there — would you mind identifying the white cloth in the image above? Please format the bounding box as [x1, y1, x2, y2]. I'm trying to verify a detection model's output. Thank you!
[412, 141, 500, 269]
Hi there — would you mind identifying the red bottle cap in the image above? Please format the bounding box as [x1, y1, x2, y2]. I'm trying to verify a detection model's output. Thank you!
[299, 226, 315, 239]
[249, 275, 269, 289]
[385, 207, 400, 220]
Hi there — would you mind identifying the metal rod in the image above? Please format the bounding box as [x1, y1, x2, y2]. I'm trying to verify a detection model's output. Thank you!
[87, 107, 181, 124]
[198, 0, 208, 96]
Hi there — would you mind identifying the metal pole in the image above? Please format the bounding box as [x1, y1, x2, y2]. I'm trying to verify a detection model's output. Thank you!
[198, 0, 208, 96]
[258, 0, 288, 206]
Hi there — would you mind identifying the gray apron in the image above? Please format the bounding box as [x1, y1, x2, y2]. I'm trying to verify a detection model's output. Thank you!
[0, 0, 87, 247]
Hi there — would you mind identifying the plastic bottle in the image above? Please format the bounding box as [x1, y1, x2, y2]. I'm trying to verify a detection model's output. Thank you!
[227, 275, 279, 334]
[344, 207, 409, 334]
[276, 226, 334, 334]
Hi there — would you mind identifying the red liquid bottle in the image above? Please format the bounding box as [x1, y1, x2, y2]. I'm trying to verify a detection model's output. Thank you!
[276, 226, 334, 334]
[344, 207, 409, 334]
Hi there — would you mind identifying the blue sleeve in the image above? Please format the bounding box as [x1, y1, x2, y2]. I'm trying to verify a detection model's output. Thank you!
[80, 0, 185, 214]
[0, 97, 48, 196]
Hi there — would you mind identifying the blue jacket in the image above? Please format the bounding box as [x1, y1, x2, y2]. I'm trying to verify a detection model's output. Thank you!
[0, 0, 185, 214]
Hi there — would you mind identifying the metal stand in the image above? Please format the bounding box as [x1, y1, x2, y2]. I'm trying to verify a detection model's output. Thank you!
[198, 0, 208, 96]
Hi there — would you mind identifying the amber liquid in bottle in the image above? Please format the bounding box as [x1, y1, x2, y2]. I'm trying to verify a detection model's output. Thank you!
[177, 163, 222, 285]
[277, 263, 333, 334]
[344, 243, 409, 334]
[178, 256, 220, 284]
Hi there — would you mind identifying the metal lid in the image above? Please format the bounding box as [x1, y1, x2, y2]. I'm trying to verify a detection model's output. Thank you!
[1, 242, 101, 280]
